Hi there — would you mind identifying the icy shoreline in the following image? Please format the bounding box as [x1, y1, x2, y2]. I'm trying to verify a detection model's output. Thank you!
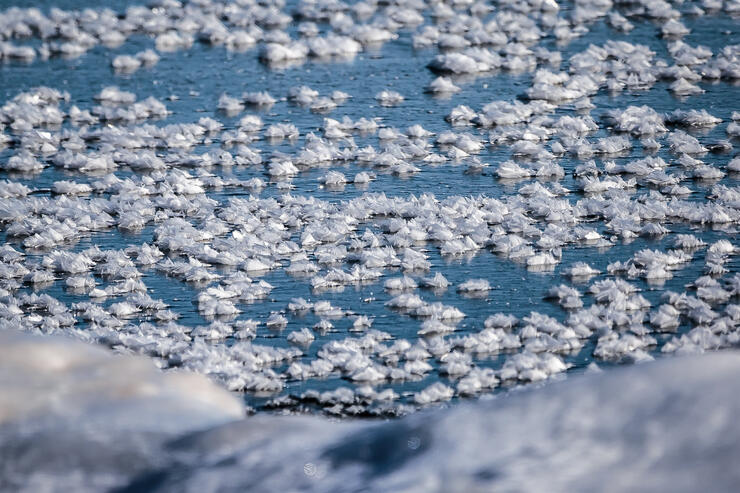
[2, 330, 740, 492]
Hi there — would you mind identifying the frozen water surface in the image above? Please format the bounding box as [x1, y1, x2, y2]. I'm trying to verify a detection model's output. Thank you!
[0, 0, 740, 449]
[1, 0, 739, 416]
